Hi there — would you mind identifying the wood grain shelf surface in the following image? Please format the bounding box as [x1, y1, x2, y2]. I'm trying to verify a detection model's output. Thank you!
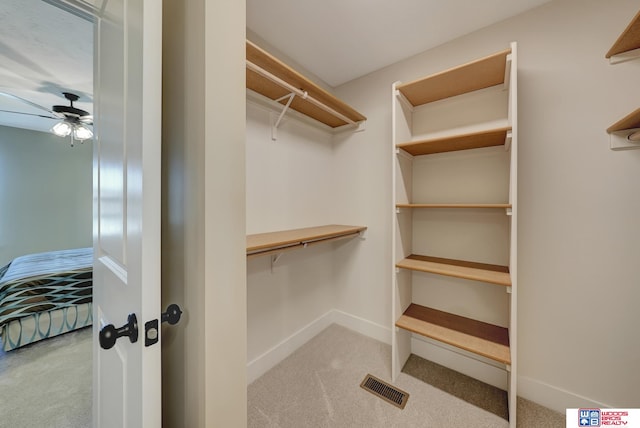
[607, 107, 640, 133]
[396, 203, 511, 209]
[606, 9, 640, 58]
[396, 303, 511, 365]
[396, 48, 511, 107]
[396, 254, 511, 287]
[396, 126, 511, 156]
[246, 40, 366, 128]
[246, 224, 366, 256]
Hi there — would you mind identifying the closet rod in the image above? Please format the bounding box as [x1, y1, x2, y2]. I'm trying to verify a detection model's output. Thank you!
[246, 60, 358, 127]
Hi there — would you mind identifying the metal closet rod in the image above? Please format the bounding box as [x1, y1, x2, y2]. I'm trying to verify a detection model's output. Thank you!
[246, 60, 358, 126]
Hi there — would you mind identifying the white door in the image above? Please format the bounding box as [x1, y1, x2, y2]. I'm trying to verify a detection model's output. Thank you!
[92, 0, 163, 427]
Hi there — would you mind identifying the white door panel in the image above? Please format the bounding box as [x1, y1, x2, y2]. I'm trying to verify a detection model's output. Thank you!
[93, 0, 162, 426]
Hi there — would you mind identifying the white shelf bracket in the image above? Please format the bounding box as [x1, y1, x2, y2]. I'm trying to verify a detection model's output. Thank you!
[504, 130, 513, 151]
[358, 229, 367, 240]
[270, 252, 284, 272]
[505, 207, 513, 216]
[503, 54, 513, 91]
[271, 92, 297, 141]
[608, 47, 640, 65]
[506, 286, 512, 294]
[609, 128, 640, 151]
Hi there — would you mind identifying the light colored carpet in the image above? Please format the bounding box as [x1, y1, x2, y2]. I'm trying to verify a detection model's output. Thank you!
[0, 327, 92, 428]
[248, 323, 564, 428]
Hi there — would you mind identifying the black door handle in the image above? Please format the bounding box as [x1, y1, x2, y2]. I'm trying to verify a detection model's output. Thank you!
[144, 303, 183, 347]
[99, 313, 139, 350]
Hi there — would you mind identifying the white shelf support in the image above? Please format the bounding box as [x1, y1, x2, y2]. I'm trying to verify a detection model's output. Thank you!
[503, 54, 513, 91]
[609, 128, 640, 151]
[270, 253, 284, 272]
[608, 47, 640, 65]
[504, 130, 513, 151]
[271, 92, 298, 141]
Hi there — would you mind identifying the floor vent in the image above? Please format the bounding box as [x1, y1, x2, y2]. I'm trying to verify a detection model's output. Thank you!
[360, 374, 409, 409]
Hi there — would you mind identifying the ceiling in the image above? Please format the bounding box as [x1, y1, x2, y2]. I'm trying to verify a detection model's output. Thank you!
[247, 0, 552, 87]
[0, 0, 552, 133]
[0, 0, 92, 133]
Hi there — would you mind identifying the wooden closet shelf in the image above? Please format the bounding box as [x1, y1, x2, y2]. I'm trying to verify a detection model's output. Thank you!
[396, 48, 511, 107]
[396, 203, 511, 209]
[397, 126, 511, 156]
[607, 107, 640, 133]
[606, 9, 640, 59]
[396, 303, 511, 365]
[246, 224, 366, 257]
[246, 40, 366, 128]
[396, 254, 511, 287]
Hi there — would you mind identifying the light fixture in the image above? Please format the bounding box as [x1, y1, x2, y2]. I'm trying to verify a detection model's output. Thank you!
[49, 92, 93, 146]
[50, 120, 93, 146]
[51, 121, 73, 137]
[73, 123, 93, 141]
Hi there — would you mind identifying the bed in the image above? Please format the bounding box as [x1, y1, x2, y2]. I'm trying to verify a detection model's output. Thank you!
[0, 247, 93, 351]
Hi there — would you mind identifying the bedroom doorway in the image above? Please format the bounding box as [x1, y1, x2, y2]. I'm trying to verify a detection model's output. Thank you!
[0, 0, 94, 426]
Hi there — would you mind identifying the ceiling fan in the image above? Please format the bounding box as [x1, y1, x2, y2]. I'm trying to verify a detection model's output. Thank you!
[0, 91, 93, 146]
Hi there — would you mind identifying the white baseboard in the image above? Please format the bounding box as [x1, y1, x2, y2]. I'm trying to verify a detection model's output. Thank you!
[410, 335, 509, 390]
[517, 375, 612, 414]
[247, 309, 390, 384]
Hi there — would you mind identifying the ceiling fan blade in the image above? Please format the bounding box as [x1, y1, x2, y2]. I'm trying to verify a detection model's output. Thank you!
[0, 92, 64, 118]
[0, 109, 59, 120]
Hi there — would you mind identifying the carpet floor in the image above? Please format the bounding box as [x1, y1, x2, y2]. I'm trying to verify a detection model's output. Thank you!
[0, 327, 92, 428]
[248, 323, 565, 428]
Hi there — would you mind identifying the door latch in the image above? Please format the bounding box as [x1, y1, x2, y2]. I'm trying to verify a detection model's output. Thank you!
[144, 303, 183, 347]
[99, 313, 139, 350]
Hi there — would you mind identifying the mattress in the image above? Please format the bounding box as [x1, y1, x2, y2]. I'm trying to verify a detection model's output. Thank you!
[0, 247, 93, 351]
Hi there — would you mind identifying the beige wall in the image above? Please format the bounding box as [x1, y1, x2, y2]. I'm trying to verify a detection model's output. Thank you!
[0, 125, 92, 265]
[334, 0, 640, 411]
[162, 0, 246, 426]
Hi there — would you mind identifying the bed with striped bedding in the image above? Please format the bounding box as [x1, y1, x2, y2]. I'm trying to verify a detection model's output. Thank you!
[0, 247, 93, 351]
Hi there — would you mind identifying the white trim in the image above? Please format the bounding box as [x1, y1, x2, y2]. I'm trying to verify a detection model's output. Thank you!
[331, 309, 391, 345]
[517, 375, 612, 414]
[411, 336, 508, 390]
[246, 310, 390, 384]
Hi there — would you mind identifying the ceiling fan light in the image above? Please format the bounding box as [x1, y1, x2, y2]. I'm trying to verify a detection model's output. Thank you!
[73, 124, 93, 141]
[51, 121, 72, 137]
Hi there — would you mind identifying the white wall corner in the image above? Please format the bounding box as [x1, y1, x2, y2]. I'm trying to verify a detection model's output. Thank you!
[247, 309, 390, 384]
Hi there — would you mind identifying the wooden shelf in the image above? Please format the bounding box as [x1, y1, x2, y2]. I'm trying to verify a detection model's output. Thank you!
[396, 203, 511, 209]
[396, 254, 511, 287]
[607, 107, 640, 133]
[396, 48, 511, 107]
[396, 126, 511, 156]
[396, 303, 511, 365]
[246, 40, 366, 128]
[606, 9, 640, 60]
[246, 224, 366, 257]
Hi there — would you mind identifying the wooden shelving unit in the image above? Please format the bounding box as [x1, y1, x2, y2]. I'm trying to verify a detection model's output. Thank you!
[605, 9, 640, 63]
[392, 43, 518, 426]
[396, 303, 511, 365]
[246, 40, 366, 129]
[246, 224, 366, 258]
[396, 255, 511, 287]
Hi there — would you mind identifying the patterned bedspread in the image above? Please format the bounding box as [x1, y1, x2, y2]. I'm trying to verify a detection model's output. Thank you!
[0, 247, 93, 331]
